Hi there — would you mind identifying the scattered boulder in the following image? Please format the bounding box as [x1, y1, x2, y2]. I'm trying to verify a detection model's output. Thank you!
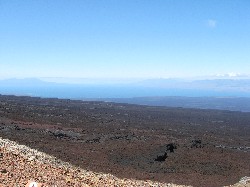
[166, 143, 177, 153]
[191, 139, 204, 148]
[155, 152, 168, 162]
[85, 137, 100, 143]
[52, 130, 67, 138]
[154, 143, 177, 162]
[14, 125, 21, 131]
[0, 168, 7, 173]
[50, 130, 81, 139]
[28, 155, 36, 162]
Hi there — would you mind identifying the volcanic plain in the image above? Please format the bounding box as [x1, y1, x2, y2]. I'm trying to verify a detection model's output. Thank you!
[0, 95, 249, 187]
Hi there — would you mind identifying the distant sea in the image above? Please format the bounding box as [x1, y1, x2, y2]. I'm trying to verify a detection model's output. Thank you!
[0, 85, 249, 99]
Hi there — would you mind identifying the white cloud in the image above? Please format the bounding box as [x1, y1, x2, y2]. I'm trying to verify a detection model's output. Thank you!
[214, 73, 249, 79]
[216, 73, 239, 77]
[207, 19, 217, 28]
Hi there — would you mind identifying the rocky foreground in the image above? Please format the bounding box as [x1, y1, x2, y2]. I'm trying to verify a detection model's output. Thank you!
[0, 137, 249, 187]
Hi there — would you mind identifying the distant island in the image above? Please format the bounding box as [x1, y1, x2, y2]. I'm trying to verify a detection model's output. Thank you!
[1, 78, 250, 112]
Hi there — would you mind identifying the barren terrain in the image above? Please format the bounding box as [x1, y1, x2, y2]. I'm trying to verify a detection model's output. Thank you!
[0, 95, 250, 187]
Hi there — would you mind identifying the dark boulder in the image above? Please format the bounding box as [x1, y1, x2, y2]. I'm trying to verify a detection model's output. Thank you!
[191, 139, 204, 148]
[166, 143, 177, 153]
[155, 152, 168, 162]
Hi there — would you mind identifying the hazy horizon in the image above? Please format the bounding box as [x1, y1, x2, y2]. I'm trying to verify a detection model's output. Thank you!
[1, 77, 250, 99]
[1, 74, 250, 84]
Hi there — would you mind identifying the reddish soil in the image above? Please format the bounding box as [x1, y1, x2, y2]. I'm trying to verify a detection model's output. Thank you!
[0, 95, 250, 187]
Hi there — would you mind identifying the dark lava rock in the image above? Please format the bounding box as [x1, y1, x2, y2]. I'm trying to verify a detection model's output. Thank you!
[0, 169, 7, 173]
[155, 152, 168, 162]
[14, 125, 21, 130]
[166, 143, 177, 153]
[191, 139, 204, 148]
[51, 130, 81, 139]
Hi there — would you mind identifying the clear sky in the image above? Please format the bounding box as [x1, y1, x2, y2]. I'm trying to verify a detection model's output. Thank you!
[0, 0, 250, 79]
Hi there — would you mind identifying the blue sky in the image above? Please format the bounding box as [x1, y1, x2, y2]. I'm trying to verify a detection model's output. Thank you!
[0, 0, 250, 80]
